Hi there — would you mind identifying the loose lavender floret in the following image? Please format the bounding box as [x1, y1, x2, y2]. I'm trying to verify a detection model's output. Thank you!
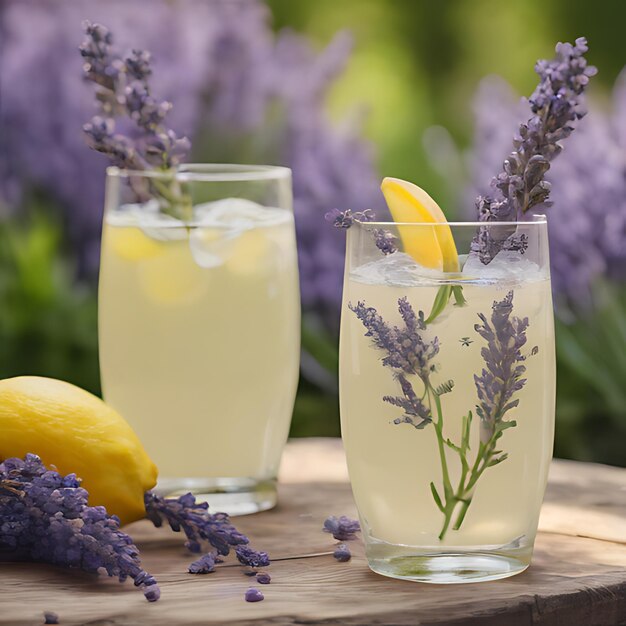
[373, 228, 398, 255]
[43, 612, 59, 625]
[256, 572, 271, 585]
[333, 544, 351, 562]
[144, 491, 249, 560]
[188, 552, 217, 574]
[474, 37, 596, 263]
[0, 455, 159, 602]
[245, 588, 265, 602]
[235, 545, 270, 568]
[323, 515, 360, 541]
[325, 208, 397, 256]
[324, 208, 375, 229]
[474, 291, 528, 445]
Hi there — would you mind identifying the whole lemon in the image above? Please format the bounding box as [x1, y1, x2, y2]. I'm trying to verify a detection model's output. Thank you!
[0, 376, 158, 525]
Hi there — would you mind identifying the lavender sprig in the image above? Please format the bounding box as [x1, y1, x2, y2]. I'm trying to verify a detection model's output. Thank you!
[474, 292, 528, 445]
[350, 293, 532, 539]
[80, 22, 191, 216]
[0, 454, 159, 602]
[143, 491, 249, 558]
[474, 37, 596, 263]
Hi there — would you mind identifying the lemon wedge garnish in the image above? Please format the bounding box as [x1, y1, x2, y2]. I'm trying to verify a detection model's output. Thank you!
[381, 177, 459, 272]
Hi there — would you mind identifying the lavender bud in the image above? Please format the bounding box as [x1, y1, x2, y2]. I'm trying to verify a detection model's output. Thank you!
[235, 546, 270, 568]
[323, 515, 361, 541]
[373, 228, 398, 255]
[188, 553, 217, 574]
[244, 588, 265, 602]
[333, 544, 351, 562]
[256, 572, 271, 584]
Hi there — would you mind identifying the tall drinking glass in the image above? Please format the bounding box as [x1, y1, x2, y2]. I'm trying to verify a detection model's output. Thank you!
[99, 164, 300, 514]
[340, 218, 555, 582]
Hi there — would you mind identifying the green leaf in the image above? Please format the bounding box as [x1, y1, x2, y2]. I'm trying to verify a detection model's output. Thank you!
[488, 453, 509, 467]
[461, 411, 472, 453]
[430, 482, 445, 513]
[496, 420, 517, 434]
[452, 285, 467, 307]
[425, 285, 452, 325]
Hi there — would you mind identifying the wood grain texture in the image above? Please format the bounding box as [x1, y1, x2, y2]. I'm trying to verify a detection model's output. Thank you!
[1, 439, 625, 626]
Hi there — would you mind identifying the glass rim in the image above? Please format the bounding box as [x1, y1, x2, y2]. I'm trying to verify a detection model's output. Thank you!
[106, 163, 292, 182]
[354, 216, 547, 227]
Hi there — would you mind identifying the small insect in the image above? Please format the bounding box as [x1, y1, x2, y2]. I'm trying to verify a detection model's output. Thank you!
[531, 346, 539, 356]
[459, 337, 473, 347]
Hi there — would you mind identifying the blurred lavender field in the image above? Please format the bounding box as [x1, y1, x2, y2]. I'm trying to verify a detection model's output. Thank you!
[0, 0, 625, 463]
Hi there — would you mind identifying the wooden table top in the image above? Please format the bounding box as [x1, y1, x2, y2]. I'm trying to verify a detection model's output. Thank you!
[1, 438, 625, 625]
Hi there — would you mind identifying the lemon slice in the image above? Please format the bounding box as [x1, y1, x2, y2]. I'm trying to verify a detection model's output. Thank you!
[381, 177, 459, 272]
[108, 226, 164, 262]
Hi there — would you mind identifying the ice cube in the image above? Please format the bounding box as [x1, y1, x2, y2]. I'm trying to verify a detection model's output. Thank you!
[462, 250, 544, 284]
[189, 198, 289, 269]
[350, 253, 447, 287]
[188, 228, 240, 268]
[114, 200, 188, 241]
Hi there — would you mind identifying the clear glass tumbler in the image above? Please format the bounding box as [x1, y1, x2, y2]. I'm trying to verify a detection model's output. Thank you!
[340, 218, 555, 582]
[99, 164, 300, 514]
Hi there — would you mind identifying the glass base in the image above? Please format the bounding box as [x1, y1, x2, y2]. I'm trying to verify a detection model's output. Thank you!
[154, 477, 277, 516]
[368, 552, 529, 584]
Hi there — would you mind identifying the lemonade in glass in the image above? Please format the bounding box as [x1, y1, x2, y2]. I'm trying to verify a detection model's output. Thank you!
[99, 165, 300, 514]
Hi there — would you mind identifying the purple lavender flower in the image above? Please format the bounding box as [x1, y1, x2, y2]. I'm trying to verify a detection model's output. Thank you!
[256, 572, 271, 584]
[373, 229, 398, 255]
[144, 491, 249, 558]
[349, 297, 439, 383]
[325, 208, 357, 229]
[188, 552, 217, 574]
[467, 73, 626, 307]
[43, 612, 59, 625]
[80, 21, 190, 174]
[333, 544, 351, 562]
[473, 38, 596, 263]
[474, 292, 528, 444]
[0, 454, 159, 602]
[235, 545, 270, 568]
[245, 587, 264, 602]
[384, 374, 432, 429]
[325, 209, 397, 259]
[322, 515, 360, 541]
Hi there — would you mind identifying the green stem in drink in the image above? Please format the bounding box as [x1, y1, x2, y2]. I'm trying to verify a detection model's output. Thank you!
[425, 285, 466, 325]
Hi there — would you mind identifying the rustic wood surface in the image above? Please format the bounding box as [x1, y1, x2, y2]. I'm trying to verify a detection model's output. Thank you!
[1, 438, 625, 626]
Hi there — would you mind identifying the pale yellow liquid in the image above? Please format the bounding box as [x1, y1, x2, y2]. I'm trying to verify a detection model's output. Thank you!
[99, 205, 300, 481]
[340, 262, 555, 554]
